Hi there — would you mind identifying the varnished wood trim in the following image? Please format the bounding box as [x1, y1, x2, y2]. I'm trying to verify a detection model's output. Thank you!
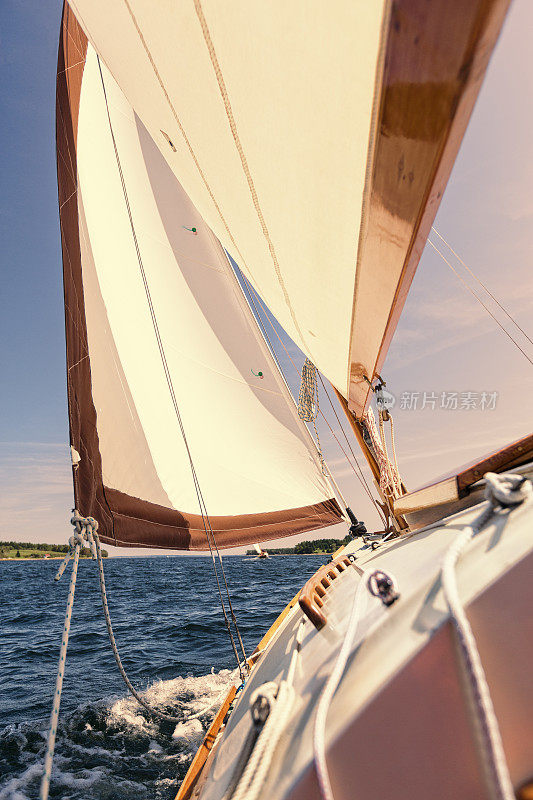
[456, 433, 533, 494]
[299, 555, 353, 630]
[348, 0, 511, 416]
[174, 684, 237, 800]
[394, 433, 533, 517]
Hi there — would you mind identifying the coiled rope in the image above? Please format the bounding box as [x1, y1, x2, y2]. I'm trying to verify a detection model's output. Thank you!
[237, 266, 385, 523]
[297, 359, 327, 475]
[441, 471, 531, 800]
[40, 511, 234, 800]
[363, 407, 402, 499]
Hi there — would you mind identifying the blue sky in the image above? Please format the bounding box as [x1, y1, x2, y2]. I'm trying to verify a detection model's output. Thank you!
[1, 1, 532, 551]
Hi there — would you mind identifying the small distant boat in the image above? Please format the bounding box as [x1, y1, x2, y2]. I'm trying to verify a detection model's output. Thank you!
[253, 544, 270, 560]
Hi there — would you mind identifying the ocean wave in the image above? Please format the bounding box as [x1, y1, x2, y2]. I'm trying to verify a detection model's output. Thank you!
[0, 669, 235, 800]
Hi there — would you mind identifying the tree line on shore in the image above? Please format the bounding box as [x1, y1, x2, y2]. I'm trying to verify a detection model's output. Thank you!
[0, 541, 108, 558]
[246, 535, 351, 556]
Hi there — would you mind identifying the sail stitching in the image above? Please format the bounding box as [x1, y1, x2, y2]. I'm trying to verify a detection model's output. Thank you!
[96, 55, 247, 675]
[193, 0, 311, 355]
[56, 100, 77, 182]
[120, 0, 250, 277]
[58, 12, 118, 543]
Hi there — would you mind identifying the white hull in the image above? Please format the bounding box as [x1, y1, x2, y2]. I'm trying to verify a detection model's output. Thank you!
[186, 472, 533, 800]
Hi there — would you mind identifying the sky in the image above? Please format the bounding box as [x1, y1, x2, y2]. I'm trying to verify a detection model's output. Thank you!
[1, 1, 532, 554]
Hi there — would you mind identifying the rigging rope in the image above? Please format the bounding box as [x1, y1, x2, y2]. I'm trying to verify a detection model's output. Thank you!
[363, 407, 402, 499]
[428, 239, 533, 368]
[40, 513, 237, 800]
[297, 359, 327, 475]
[39, 530, 82, 800]
[432, 227, 533, 350]
[226, 620, 305, 800]
[238, 267, 384, 520]
[238, 271, 348, 509]
[97, 57, 247, 678]
[317, 373, 386, 525]
[441, 472, 531, 800]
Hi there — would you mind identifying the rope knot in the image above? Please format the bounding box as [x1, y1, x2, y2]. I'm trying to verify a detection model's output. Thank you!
[484, 472, 531, 509]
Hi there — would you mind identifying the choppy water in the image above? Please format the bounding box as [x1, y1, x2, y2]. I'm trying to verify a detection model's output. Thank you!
[0, 554, 323, 799]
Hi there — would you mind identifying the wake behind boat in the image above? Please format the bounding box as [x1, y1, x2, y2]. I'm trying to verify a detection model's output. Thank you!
[38, 2, 532, 800]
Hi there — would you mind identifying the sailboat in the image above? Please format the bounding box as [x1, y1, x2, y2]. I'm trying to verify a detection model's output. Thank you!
[252, 544, 270, 560]
[46, 2, 533, 800]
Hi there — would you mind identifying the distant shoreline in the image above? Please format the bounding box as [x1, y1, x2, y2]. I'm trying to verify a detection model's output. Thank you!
[0, 555, 94, 562]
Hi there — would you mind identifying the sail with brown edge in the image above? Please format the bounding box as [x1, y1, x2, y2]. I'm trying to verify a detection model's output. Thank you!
[58, 0, 512, 545]
[56, 11, 344, 553]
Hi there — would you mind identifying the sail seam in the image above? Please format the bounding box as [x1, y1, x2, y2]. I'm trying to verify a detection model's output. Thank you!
[110, 509, 330, 533]
[193, 0, 311, 357]
[120, 0, 250, 280]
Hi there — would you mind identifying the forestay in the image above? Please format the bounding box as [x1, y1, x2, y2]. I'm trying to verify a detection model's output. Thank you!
[63, 0, 509, 416]
[56, 9, 342, 550]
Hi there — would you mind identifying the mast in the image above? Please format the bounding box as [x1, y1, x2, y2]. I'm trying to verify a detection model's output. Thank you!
[335, 390, 407, 531]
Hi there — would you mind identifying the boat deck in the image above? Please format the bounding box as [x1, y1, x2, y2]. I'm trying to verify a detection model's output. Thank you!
[184, 477, 533, 800]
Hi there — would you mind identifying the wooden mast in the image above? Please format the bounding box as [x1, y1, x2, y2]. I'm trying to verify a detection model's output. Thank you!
[335, 389, 407, 531]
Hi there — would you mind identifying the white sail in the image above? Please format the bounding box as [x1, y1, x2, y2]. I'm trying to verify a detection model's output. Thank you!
[63, 0, 386, 407]
[57, 13, 342, 550]
[64, 0, 505, 417]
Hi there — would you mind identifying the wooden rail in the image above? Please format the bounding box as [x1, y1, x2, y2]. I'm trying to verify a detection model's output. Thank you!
[298, 554, 353, 630]
[174, 684, 237, 800]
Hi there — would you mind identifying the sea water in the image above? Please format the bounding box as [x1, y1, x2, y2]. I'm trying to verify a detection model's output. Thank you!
[0, 554, 323, 799]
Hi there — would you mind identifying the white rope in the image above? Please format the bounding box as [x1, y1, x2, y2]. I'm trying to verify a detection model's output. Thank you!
[313, 569, 382, 800]
[298, 359, 328, 479]
[40, 528, 83, 800]
[295, 358, 349, 508]
[364, 407, 402, 498]
[40, 511, 235, 799]
[441, 472, 531, 800]
[228, 621, 304, 800]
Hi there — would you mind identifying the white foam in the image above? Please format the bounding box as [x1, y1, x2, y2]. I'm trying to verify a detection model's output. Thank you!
[172, 718, 204, 744]
[0, 762, 42, 800]
[106, 668, 235, 735]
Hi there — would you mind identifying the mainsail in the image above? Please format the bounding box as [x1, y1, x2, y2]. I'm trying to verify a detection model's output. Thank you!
[56, 9, 342, 550]
[63, 0, 509, 416]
